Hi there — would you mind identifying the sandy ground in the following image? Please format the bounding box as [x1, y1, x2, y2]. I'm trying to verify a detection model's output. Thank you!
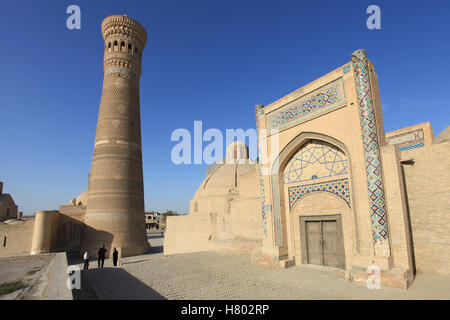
[0, 256, 52, 300]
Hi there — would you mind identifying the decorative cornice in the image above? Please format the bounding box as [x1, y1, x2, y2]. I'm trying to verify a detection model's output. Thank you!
[101, 15, 147, 49]
[265, 78, 346, 132]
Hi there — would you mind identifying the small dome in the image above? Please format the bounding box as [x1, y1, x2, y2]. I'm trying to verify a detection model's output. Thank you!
[200, 160, 257, 195]
[434, 126, 450, 144]
[76, 191, 88, 206]
[193, 142, 259, 200]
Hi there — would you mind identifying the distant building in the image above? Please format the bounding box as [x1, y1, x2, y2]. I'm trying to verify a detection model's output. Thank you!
[145, 212, 161, 230]
[0, 181, 18, 221]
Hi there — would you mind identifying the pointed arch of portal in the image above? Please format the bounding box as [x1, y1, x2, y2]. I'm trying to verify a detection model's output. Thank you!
[269, 132, 358, 253]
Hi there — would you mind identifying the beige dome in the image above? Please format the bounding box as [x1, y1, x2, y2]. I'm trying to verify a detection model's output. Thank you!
[434, 126, 450, 143]
[76, 191, 88, 206]
[200, 142, 257, 194]
[199, 160, 258, 196]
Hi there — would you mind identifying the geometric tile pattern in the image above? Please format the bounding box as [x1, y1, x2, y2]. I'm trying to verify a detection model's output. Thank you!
[284, 140, 349, 184]
[351, 49, 389, 242]
[105, 67, 138, 80]
[271, 173, 283, 246]
[343, 64, 351, 74]
[266, 78, 346, 132]
[255, 104, 267, 236]
[288, 178, 351, 210]
[397, 142, 424, 151]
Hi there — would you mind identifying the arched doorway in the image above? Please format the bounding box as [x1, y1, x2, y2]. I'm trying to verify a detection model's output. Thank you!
[272, 135, 355, 269]
[291, 192, 349, 269]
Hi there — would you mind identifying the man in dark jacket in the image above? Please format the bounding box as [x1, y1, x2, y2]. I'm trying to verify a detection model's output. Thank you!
[97, 244, 107, 268]
[112, 247, 119, 266]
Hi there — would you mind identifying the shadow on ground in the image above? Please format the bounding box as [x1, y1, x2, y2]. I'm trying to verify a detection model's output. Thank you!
[147, 234, 164, 253]
[70, 234, 166, 300]
[73, 267, 166, 300]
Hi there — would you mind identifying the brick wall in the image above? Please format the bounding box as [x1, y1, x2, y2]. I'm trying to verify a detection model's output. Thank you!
[0, 218, 34, 257]
[401, 141, 450, 275]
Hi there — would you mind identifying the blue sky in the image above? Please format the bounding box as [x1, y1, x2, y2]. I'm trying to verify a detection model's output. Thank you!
[0, 0, 449, 215]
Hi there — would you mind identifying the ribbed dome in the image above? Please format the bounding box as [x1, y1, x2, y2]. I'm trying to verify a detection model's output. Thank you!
[199, 160, 258, 196]
[204, 163, 238, 191]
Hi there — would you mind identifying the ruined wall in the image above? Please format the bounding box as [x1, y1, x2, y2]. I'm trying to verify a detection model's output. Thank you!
[401, 140, 450, 275]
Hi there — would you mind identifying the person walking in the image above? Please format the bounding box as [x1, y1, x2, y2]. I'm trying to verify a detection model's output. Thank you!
[97, 244, 107, 268]
[83, 249, 90, 270]
[112, 247, 119, 267]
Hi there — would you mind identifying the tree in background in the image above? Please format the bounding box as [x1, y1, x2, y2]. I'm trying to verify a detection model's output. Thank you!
[160, 210, 179, 225]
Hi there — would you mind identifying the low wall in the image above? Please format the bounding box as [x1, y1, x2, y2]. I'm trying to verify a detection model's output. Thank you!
[46, 252, 73, 300]
[209, 239, 262, 256]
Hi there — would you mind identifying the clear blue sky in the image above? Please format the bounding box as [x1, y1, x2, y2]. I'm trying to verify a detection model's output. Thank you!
[1, 0, 449, 215]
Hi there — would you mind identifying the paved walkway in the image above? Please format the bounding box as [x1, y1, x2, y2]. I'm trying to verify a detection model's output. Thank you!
[73, 235, 450, 300]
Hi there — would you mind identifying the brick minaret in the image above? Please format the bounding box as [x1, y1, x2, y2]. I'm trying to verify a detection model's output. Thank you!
[82, 15, 150, 257]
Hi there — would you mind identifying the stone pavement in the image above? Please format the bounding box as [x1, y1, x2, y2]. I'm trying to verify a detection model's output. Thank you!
[72, 235, 450, 300]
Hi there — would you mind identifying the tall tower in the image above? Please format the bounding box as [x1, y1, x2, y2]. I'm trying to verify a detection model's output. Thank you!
[82, 15, 150, 257]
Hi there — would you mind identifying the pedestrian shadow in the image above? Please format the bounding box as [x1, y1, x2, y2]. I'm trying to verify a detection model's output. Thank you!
[147, 234, 163, 240]
[75, 267, 166, 300]
[72, 269, 99, 300]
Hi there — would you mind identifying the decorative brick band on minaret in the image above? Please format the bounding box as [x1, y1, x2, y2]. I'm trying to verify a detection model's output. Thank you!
[82, 15, 150, 257]
[351, 49, 390, 253]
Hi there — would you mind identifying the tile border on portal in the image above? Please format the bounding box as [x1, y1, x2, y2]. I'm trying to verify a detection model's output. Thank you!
[265, 77, 346, 134]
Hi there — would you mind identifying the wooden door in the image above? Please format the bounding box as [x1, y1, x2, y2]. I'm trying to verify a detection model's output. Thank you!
[322, 220, 340, 268]
[305, 221, 323, 265]
[301, 215, 345, 269]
